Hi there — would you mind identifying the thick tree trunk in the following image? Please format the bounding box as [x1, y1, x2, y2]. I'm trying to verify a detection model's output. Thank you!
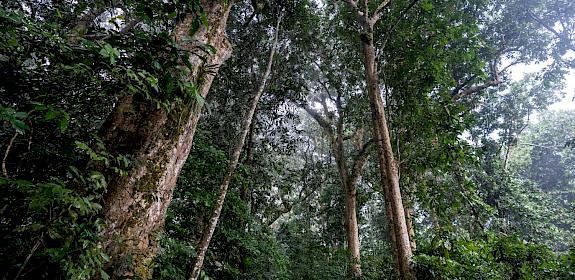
[98, 2, 233, 279]
[360, 32, 414, 280]
[188, 15, 282, 280]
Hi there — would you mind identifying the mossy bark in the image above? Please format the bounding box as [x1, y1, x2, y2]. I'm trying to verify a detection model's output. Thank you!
[98, 2, 233, 279]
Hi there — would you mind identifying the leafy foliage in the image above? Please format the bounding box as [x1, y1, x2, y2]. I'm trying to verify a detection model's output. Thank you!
[415, 234, 575, 279]
[1, 0, 574, 279]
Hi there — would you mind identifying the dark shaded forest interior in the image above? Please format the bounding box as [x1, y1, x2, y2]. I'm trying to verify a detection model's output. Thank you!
[1, 0, 574, 279]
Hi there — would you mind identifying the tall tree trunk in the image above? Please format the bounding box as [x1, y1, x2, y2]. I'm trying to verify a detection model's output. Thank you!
[333, 141, 362, 278]
[334, 93, 363, 278]
[344, 138, 371, 278]
[373, 122, 400, 274]
[360, 32, 414, 280]
[305, 93, 365, 277]
[343, 181, 362, 277]
[338, 1, 415, 277]
[188, 15, 282, 280]
[241, 114, 256, 201]
[98, 2, 233, 279]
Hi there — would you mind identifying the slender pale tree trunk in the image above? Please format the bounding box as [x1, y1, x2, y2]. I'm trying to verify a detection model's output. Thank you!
[339, 1, 415, 278]
[98, 2, 234, 279]
[344, 140, 371, 278]
[333, 135, 362, 278]
[333, 94, 363, 277]
[343, 182, 362, 277]
[360, 32, 414, 280]
[188, 15, 282, 280]
[305, 91, 367, 277]
[373, 122, 400, 273]
[334, 96, 364, 278]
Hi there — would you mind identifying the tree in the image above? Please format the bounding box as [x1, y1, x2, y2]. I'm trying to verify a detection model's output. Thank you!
[188, 11, 282, 280]
[304, 82, 372, 277]
[2, 0, 574, 279]
[337, 1, 420, 277]
[95, 2, 235, 278]
[0, 1, 235, 278]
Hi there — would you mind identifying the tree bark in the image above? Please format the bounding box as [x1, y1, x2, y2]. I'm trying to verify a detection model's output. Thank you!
[188, 14, 282, 280]
[305, 93, 366, 277]
[339, 1, 415, 278]
[333, 135, 362, 278]
[98, 2, 234, 279]
[405, 205, 416, 252]
[241, 113, 256, 201]
[360, 32, 414, 280]
[373, 122, 400, 274]
[344, 181, 362, 277]
[334, 94, 363, 278]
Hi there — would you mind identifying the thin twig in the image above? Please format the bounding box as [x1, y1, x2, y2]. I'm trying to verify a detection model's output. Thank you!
[3, 132, 18, 178]
[14, 236, 42, 280]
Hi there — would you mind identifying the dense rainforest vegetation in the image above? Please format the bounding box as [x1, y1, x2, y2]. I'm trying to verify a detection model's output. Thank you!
[1, 0, 574, 279]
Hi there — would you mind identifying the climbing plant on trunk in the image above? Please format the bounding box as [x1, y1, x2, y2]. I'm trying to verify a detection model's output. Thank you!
[98, 2, 234, 278]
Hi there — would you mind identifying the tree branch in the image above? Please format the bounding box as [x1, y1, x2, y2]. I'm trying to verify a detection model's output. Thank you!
[451, 75, 478, 96]
[452, 54, 519, 100]
[380, 0, 421, 48]
[341, 0, 368, 27]
[119, 19, 141, 34]
[14, 236, 42, 280]
[349, 139, 374, 187]
[312, 60, 337, 102]
[452, 79, 503, 100]
[304, 105, 334, 136]
[2, 132, 17, 178]
[370, 0, 392, 25]
[527, 10, 562, 39]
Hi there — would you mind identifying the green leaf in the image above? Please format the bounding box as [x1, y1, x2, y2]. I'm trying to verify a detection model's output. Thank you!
[200, 13, 208, 28]
[189, 19, 201, 36]
[422, 0, 433, 11]
[99, 43, 120, 65]
[90, 171, 104, 180]
[101, 270, 110, 280]
[48, 228, 62, 239]
[152, 60, 161, 70]
[45, 109, 57, 120]
[58, 112, 70, 133]
[195, 94, 205, 107]
[12, 119, 29, 133]
[198, 44, 216, 55]
[75, 141, 90, 151]
[13, 111, 27, 119]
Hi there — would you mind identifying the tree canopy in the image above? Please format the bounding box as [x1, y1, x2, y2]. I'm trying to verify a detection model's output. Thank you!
[0, 0, 574, 279]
